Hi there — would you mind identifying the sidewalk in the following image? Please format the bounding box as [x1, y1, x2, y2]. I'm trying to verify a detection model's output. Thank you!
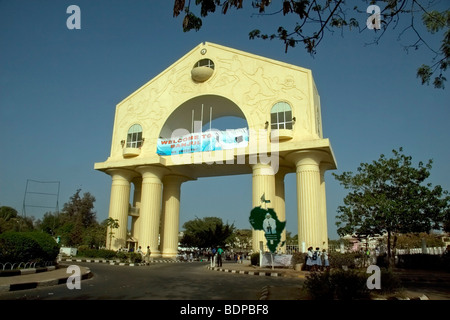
[0, 265, 91, 292]
[208, 260, 308, 278]
[210, 261, 450, 300]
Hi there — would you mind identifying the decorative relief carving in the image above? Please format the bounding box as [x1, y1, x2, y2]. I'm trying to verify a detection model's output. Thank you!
[111, 46, 314, 159]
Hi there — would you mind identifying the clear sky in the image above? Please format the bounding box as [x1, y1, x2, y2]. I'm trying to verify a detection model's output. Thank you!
[1, 1, 449, 240]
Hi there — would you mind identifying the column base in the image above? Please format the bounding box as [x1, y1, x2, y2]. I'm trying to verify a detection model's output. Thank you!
[162, 252, 178, 259]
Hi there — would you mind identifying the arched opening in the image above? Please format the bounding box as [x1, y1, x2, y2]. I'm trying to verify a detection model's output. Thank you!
[158, 95, 249, 156]
[159, 95, 247, 138]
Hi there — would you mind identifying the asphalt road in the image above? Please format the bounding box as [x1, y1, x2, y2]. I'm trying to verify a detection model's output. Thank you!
[0, 261, 303, 300]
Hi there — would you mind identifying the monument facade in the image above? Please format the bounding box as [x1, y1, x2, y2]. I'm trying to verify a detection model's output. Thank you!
[94, 42, 337, 257]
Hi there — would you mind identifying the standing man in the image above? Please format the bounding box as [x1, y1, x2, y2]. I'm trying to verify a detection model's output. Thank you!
[145, 246, 151, 264]
[217, 247, 224, 267]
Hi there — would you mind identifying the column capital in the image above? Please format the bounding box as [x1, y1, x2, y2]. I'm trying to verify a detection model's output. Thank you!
[106, 168, 138, 182]
[285, 149, 330, 167]
[250, 162, 276, 176]
[163, 174, 191, 186]
[136, 165, 169, 180]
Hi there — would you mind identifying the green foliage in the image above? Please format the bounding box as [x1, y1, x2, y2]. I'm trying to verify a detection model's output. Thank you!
[180, 217, 235, 249]
[36, 189, 104, 248]
[396, 232, 445, 249]
[106, 217, 119, 250]
[0, 231, 41, 263]
[26, 231, 60, 261]
[77, 248, 117, 260]
[1, 189, 106, 249]
[0, 206, 18, 220]
[76, 248, 143, 263]
[333, 148, 450, 261]
[328, 251, 366, 269]
[62, 189, 97, 228]
[0, 231, 60, 264]
[331, 269, 370, 300]
[303, 271, 334, 300]
[0, 206, 34, 233]
[380, 268, 402, 293]
[303, 269, 370, 300]
[417, 9, 449, 89]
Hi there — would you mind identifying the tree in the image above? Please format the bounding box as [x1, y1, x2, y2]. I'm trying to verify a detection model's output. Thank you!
[233, 228, 252, 250]
[333, 147, 450, 264]
[62, 189, 97, 228]
[0, 206, 18, 221]
[36, 189, 100, 247]
[180, 217, 236, 249]
[173, 0, 449, 88]
[106, 217, 119, 250]
[0, 206, 35, 233]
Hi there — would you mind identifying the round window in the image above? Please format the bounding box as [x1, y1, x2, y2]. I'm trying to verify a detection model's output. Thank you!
[191, 59, 215, 82]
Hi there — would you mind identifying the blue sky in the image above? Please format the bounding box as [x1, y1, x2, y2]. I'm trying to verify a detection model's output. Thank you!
[1, 1, 449, 240]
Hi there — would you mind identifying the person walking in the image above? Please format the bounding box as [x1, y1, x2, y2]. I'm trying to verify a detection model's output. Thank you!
[145, 246, 151, 264]
[322, 249, 329, 271]
[217, 247, 224, 267]
[136, 246, 144, 262]
[314, 247, 322, 271]
[306, 247, 314, 271]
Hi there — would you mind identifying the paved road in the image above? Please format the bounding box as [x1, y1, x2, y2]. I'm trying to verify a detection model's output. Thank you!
[0, 261, 303, 300]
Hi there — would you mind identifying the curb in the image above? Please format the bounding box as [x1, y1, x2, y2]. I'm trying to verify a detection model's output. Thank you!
[0, 266, 57, 278]
[0, 267, 92, 293]
[207, 266, 283, 277]
[59, 258, 181, 266]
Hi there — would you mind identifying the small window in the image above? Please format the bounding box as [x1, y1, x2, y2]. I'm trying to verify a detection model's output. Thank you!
[126, 124, 143, 148]
[194, 58, 215, 69]
[271, 102, 293, 130]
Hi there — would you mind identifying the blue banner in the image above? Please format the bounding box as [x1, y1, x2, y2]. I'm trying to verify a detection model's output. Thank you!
[157, 128, 248, 156]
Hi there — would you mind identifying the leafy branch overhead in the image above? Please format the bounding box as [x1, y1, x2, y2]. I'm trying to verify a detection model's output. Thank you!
[173, 0, 449, 89]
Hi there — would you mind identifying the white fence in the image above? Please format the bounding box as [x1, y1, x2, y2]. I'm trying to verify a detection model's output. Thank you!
[0, 261, 54, 270]
[396, 247, 447, 255]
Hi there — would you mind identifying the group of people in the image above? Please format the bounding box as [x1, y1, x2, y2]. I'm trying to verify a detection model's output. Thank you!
[136, 245, 152, 263]
[305, 247, 329, 271]
[211, 247, 224, 267]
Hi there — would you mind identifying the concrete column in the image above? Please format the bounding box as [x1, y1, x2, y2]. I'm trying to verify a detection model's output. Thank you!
[251, 163, 276, 253]
[130, 177, 142, 248]
[106, 169, 135, 250]
[160, 175, 187, 259]
[136, 166, 167, 258]
[319, 164, 332, 250]
[275, 167, 290, 253]
[287, 150, 328, 252]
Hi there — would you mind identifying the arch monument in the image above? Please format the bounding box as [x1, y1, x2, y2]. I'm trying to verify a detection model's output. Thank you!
[94, 42, 337, 258]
